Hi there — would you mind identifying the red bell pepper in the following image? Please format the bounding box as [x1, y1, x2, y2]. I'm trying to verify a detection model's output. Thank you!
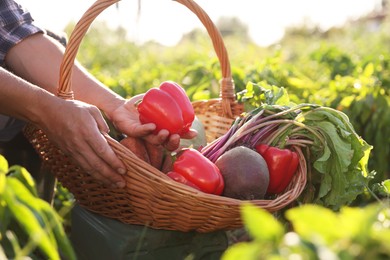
[159, 81, 195, 133]
[167, 148, 224, 195]
[137, 81, 195, 136]
[255, 144, 299, 195]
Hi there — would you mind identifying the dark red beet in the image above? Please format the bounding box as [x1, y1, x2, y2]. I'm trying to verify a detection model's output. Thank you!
[215, 146, 269, 200]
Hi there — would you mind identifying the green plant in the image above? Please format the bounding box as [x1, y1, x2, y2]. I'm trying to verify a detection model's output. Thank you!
[0, 155, 76, 260]
[222, 199, 390, 260]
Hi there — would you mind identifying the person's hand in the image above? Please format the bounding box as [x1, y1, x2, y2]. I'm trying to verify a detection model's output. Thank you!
[109, 94, 197, 151]
[37, 99, 127, 188]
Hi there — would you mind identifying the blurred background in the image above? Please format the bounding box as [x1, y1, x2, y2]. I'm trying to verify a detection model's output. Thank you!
[18, 0, 382, 46]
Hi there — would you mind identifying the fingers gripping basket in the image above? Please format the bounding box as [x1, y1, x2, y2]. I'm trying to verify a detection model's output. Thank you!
[24, 0, 307, 232]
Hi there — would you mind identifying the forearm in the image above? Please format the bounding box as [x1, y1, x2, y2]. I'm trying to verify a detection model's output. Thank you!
[0, 65, 128, 187]
[4, 33, 125, 118]
[0, 67, 57, 125]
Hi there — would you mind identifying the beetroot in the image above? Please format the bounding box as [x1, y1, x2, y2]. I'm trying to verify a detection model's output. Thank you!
[215, 146, 269, 200]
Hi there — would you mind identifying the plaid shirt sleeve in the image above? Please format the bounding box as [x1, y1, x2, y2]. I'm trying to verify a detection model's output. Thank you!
[0, 0, 44, 66]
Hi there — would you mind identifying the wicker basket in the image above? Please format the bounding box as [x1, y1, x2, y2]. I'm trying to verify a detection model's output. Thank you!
[24, 0, 307, 233]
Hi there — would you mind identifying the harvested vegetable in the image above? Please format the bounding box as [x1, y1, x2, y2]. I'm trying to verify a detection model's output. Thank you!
[255, 144, 299, 195]
[179, 116, 207, 150]
[167, 148, 224, 195]
[215, 146, 270, 200]
[120, 136, 150, 164]
[137, 81, 195, 136]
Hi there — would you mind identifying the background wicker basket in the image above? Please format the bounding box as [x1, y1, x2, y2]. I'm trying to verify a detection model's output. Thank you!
[24, 0, 307, 233]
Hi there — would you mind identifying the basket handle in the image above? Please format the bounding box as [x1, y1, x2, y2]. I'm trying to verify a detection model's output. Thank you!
[58, 0, 235, 116]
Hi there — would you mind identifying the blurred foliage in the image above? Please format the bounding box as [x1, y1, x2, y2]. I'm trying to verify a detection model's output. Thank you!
[222, 201, 390, 260]
[0, 155, 76, 260]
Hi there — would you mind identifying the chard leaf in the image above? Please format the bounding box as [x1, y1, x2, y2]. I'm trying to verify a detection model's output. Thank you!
[318, 172, 332, 200]
[313, 143, 331, 174]
[299, 107, 371, 209]
[314, 120, 354, 172]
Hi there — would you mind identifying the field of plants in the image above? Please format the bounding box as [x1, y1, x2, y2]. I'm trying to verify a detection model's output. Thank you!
[1, 12, 390, 259]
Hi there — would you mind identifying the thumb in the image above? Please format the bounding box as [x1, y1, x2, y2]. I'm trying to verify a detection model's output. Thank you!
[127, 93, 145, 108]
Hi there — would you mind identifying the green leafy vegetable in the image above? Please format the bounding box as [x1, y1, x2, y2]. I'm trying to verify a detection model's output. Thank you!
[297, 107, 373, 208]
